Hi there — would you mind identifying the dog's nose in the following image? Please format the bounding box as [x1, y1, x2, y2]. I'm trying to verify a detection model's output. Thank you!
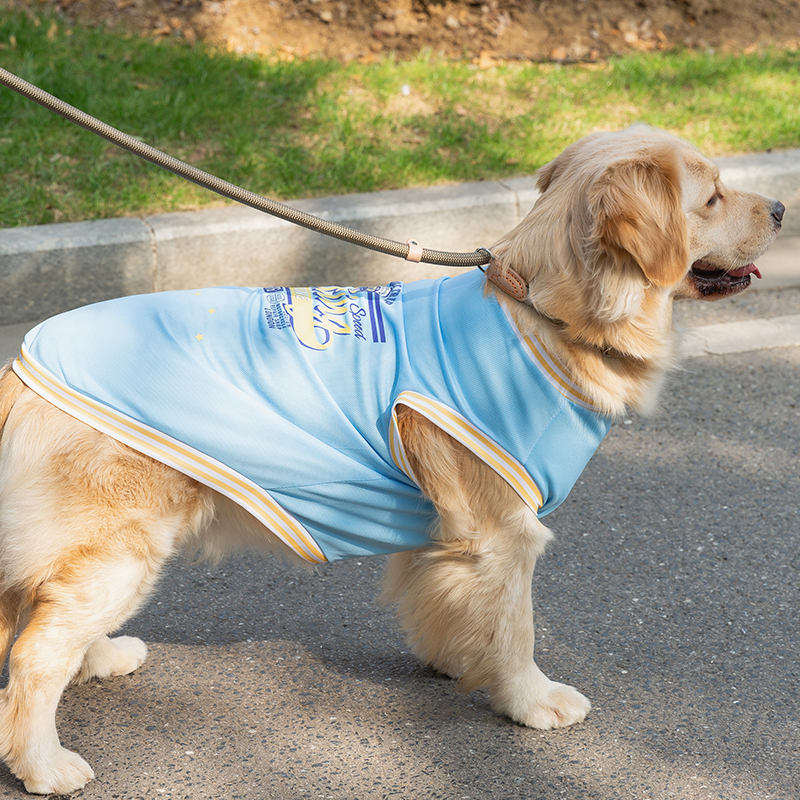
[772, 200, 786, 225]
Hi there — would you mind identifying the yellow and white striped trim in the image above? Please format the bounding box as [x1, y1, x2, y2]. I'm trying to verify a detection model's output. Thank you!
[388, 405, 420, 487]
[499, 302, 599, 411]
[13, 348, 327, 565]
[390, 390, 543, 513]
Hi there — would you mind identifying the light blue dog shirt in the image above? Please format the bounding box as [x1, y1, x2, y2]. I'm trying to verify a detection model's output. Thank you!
[14, 269, 611, 564]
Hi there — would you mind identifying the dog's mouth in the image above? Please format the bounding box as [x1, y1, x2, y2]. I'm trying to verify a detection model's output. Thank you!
[687, 260, 762, 298]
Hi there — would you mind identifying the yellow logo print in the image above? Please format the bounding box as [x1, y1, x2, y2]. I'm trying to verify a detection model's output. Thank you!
[284, 287, 353, 350]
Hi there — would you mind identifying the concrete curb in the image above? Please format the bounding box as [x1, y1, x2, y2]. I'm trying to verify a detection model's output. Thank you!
[682, 314, 800, 357]
[2, 150, 800, 325]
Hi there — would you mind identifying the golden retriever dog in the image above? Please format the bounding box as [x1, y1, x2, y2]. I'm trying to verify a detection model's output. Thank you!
[0, 125, 784, 794]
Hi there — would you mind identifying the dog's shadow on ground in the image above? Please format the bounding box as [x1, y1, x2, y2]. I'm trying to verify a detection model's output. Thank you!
[126, 552, 403, 661]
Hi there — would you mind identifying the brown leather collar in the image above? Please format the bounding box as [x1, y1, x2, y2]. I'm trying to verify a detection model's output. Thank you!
[483, 260, 529, 301]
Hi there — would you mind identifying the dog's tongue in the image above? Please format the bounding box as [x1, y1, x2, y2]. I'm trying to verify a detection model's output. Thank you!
[728, 263, 762, 279]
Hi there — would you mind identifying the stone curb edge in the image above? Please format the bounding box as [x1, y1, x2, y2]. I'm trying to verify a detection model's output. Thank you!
[682, 314, 800, 357]
[2, 149, 800, 325]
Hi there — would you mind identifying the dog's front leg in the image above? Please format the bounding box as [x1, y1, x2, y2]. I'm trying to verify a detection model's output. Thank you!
[384, 407, 590, 729]
[383, 511, 590, 729]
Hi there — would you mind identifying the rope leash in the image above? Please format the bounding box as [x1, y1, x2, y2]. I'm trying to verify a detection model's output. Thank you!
[0, 67, 491, 269]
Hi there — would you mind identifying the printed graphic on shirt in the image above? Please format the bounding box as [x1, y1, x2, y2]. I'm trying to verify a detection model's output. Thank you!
[263, 283, 402, 351]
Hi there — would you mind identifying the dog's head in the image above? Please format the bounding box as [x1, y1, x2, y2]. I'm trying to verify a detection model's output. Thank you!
[493, 125, 783, 329]
[490, 125, 783, 413]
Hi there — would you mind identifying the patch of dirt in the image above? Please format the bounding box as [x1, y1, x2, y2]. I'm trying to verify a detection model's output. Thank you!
[21, 0, 800, 62]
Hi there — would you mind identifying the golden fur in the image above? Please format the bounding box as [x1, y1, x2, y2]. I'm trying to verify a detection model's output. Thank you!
[0, 126, 783, 793]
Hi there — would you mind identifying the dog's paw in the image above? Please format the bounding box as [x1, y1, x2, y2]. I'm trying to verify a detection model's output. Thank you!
[106, 635, 148, 675]
[512, 680, 591, 729]
[20, 746, 95, 795]
[491, 666, 591, 730]
[74, 635, 148, 683]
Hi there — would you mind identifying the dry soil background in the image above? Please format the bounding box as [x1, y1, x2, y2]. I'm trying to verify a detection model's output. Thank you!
[20, 0, 800, 62]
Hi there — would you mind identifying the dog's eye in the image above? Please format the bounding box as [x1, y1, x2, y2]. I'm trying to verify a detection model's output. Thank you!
[706, 193, 720, 208]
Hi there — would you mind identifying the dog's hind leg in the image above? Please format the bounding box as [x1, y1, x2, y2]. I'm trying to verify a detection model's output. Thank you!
[0, 554, 159, 794]
[384, 407, 590, 730]
[0, 505, 211, 794]
[0, 390, 214, 794]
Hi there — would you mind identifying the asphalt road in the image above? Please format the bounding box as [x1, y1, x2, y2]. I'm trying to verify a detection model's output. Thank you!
[0, 295, 798, 799]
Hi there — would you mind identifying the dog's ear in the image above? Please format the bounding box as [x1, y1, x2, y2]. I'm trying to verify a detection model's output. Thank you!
[536, 155, 564, 193]
[590, 146, 689, 287]
[537, 132, 606, 193]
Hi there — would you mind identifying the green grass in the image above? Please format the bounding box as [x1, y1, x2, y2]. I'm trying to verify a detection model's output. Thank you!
[2, 9, 800, 228]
